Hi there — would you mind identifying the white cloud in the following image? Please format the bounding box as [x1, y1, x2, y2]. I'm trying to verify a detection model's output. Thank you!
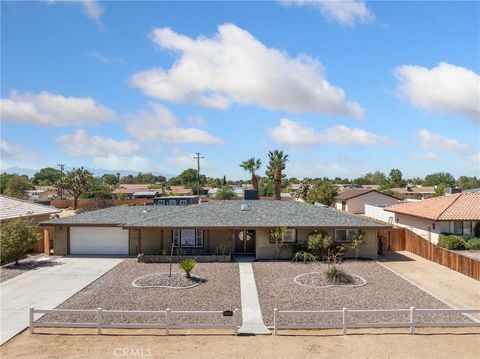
[130, 24, 364, 118]
[125, 103, 224, 144]
[394, 62, 480, 124]
[47, 0, 104, 23]
[282, 0, 374, 27]
[0, 91, 114, 126]
[288, 160, 349, 178]
[268, 118, 392, 146]
[416, 129, 469, 154]
[93, 154, 153, 172]
[460, 152, 480, 170]
[57, 129, 140, 156]
[410, 152, 440, 161]
[0, 140, 37, 161]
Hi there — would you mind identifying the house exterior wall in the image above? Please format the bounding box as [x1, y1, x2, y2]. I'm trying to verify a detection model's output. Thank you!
[139, 229, 162, 254]
[393, 213, 441, 243]
[129, 229, 140, 256]
[345, 192, 398, 214]
[53, 226, 68, 255]
[334, 201, 343, 211]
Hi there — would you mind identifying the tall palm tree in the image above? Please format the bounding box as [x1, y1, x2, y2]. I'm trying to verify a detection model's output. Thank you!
[268, 150, 289, 200]
[240, 157, 262, 190]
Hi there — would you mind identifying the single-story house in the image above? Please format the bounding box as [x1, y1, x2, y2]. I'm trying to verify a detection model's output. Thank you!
[1, 195, 61, 253]
[153, 196, 200, 206]
[334, 189, 399, 214]
[384, 192, 480, 244]
[132, 191, 159, 199]
[390, 185, 436, 200]
[113, 184, 155, 198]
[41, 200, 389, 259]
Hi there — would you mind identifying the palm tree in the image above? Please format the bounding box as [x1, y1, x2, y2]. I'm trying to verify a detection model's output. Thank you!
[240, 158, 262, 190]
[267, 150, 289, 200]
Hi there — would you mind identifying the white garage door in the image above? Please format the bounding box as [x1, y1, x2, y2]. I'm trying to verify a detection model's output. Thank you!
[70, 227, 129, 255]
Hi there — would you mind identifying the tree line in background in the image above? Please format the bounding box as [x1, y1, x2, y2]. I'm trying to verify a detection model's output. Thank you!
[1, 156, 479, 205]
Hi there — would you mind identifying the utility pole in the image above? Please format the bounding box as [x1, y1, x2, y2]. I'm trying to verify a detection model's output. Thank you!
[193, 152, 204, 196]
[57, 164, 65, 199]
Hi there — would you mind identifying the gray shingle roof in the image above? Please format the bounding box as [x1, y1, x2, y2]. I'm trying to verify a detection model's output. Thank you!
[0, 195, 60, 221]
[41, 205, 184, 226]
[125, 201, 390, 228]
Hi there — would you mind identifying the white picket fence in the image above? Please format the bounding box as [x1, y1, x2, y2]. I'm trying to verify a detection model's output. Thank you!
[29, 307, 239, 335]
[273, 307, 480, 335]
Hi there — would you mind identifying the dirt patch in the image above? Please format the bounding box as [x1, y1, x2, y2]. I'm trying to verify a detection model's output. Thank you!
[40, 260, 240, 325]
[1, 327, 479, 359]
[253, 260, 471, 326]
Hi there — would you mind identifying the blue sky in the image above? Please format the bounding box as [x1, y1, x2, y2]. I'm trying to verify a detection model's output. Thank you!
[1, 0, 479, 180]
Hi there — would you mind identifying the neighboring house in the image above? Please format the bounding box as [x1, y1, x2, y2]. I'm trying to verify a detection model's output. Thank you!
[154, 196, 200, 206]
[0, 195, 61, 253]
[383, 193, 480, 244]
[207, 187, 244, 197]
[25, 186, 63, 202]
[168, 186, 194, 196]
[42, 200, 389, 259]
[334, 189, 399, 214]
[390, 185, 436, 200]
[113, 184, 157, 198]
[132, 191, 159, 199]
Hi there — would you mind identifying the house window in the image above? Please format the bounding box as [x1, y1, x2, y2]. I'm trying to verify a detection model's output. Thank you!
[432, 223, 436, 230]
[454, 221, 472, 236]
[172, 229, 204, 248]
[269, 228, 297, 243]
[168, 199, 176, 205]
[335, 229, 360, 243]
[179, 199, 187, 206]
[157, 200, 165, 205]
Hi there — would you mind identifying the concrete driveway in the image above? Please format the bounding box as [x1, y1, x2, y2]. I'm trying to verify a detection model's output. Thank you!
[0, 256, 123, 345]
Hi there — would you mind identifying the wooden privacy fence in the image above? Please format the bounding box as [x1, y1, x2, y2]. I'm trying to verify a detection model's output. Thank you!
[30, 307, 239, 335]
[50, 198, 154, 209]
[273, 307, 480, 335]
[378, 227, 480, 280]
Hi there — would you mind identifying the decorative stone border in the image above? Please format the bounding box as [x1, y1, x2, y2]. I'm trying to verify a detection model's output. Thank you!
[293, 271, 367, 288]
[132, 272, 203, 289]
[138, 254, 231, 263]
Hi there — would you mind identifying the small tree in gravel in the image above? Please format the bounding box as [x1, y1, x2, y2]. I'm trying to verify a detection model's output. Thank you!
[271, 226, 288, 260]
[324, 266, 354, 284]
[350, 230, 365, 260]
[307, 232, 332, 260]
[178, 258, 197, 278]
[0, 218, 40, 265]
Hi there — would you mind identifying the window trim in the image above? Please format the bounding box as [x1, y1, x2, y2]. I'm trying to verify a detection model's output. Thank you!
[269, 228, 297, 243]
[454, 221, 473, 236]
[179, 199, 187, 206]
[157, 200, 165, 205]
[172, 229, 204, 248]
[334, 229, 360, 243]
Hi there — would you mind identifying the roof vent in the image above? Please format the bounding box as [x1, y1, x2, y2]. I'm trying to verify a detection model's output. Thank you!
[240, 202, 251, 211]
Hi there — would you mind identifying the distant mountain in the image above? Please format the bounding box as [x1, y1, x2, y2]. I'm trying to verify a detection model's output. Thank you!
[1, 166, 175, 179]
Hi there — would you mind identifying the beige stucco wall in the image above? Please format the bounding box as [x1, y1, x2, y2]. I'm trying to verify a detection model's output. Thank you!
[53, 226, 68, 255]
[394, 213, 441, 243]
[346, 192, 399, 214]
[207, 229, 233, 254]
[140, 229, 162, 254]
[129, 229, 140, 256]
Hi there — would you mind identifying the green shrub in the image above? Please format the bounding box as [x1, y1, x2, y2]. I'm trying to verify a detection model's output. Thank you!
[0, 218, 41, 265]
[437, 234, 467, 250]
[291, 251, 317, 263]
[307, 232, 332, 259]
[466, 238, 480, 250]
[178, 258, 197, 278]
[324, 265, 354, 284]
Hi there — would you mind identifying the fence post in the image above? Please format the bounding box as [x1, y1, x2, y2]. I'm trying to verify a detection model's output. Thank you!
[234, 309, 239, 336]
[410, 307, 416, 335]
[97, 308, 102, 335]
[166, 308, 171, 336]
[342, 308, 347, 335]
[29, 306, 34, 334]
[273, 308, 278, 336]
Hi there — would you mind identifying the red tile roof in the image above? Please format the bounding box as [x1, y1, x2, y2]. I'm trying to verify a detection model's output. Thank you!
[385, 193, 480, 221]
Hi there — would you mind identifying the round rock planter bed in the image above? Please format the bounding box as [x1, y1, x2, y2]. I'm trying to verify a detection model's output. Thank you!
[132, 272, 204, 289]
[294, 272, 367, 288]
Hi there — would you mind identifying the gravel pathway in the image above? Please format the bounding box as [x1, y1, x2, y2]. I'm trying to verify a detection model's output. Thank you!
[253, 260, 471, 326]
[40, 260, 241, 325]
[0, 255, 60, 283]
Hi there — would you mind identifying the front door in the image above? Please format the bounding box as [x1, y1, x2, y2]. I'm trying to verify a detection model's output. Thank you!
[235, 229, 255, 254]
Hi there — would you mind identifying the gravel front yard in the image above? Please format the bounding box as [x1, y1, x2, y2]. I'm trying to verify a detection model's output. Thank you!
[253, 260, 471, 326]
[0, 255, 60, 283]
[40, 260, 241, 325]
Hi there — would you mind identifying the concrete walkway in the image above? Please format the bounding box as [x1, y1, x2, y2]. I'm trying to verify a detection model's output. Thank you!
[379, 251, 480, 319]
[237, 262, 270, 335]
[0, 256, 123, 345]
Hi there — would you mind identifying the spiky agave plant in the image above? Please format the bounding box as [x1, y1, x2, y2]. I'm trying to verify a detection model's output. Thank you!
[178, 258, 197, 278]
